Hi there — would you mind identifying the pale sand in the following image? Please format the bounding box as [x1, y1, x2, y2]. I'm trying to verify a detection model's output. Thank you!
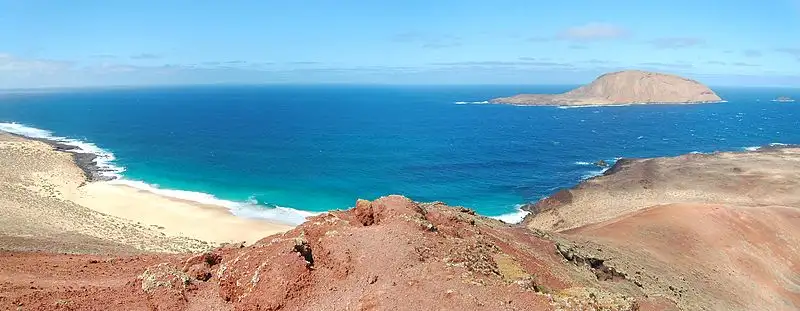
[71, 183, 292, 245]
[0, 132, 292, 253]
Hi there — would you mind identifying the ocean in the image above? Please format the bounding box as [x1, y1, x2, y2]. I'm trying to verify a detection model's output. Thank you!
[1, 85, 799, 224]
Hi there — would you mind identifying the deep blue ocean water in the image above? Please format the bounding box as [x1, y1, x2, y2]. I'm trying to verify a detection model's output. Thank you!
[1, 85, 799, 224]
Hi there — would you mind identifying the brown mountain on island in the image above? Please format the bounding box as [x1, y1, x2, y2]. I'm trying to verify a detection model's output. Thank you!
[491, 70, 723, 106]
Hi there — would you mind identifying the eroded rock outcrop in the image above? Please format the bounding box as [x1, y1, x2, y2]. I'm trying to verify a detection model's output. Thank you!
[491, 70, 722, 106]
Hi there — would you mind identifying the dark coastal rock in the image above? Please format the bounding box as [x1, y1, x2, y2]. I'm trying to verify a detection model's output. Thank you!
[755, 143, 800, 151]
[593, 160, 609, 168]
[521, 188, 574, 214]
[24, 135, 116, 182]
[601, 158, 636, 176]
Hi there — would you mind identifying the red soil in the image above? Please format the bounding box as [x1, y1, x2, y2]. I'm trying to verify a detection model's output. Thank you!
[568, 203, 800, 310]
[3, 196, 653, 311]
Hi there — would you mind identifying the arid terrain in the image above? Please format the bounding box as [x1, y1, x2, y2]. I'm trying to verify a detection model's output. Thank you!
[1, 133, 798, 310]
[1, 196, 675, 311]
[524, 146, 800, 310]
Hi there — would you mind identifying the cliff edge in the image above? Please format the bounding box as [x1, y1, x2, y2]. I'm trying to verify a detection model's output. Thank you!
[491, 70, 722, 106]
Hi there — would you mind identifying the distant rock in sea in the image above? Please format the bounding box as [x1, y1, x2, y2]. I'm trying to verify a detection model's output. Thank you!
[772, 96, 795, 102]
[490, 70, 723, 106]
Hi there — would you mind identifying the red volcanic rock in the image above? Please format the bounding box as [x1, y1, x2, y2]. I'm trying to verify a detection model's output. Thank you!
[1, 195, 655, 310]
[181, 252, 222, 282]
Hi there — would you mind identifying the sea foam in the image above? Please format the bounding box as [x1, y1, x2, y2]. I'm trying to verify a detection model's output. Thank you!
[488, 204, 530, 224]
[454, 100, 489, 105]
[743, 143, 790, 152]
[0, 122, 316, 225]
[557, 103, 633, 109]
[0, 122, 124, 179]
[577, 157, 618, 179]
[110, 179, 317, 225]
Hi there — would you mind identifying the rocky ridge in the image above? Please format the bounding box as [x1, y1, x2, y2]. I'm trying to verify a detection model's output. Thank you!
[1, 196, 673, 311]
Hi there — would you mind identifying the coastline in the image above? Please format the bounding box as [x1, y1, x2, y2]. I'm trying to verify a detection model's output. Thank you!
[5, 132, 114, 183]
[491, 99, 726, 108]
[522, 144, 800, 232]
[0, 130, 293, 252]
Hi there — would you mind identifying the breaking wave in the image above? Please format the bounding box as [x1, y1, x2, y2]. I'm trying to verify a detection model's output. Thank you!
[488, 204, 530, 224]
[454, 100, 489, 105]
[0, 122, 317, 225]
[0, 122, 123, 179]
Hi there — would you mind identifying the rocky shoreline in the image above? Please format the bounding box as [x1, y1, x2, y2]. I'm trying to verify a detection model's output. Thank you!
[3, 131, 115, 183]
[522, 144, 800, 231]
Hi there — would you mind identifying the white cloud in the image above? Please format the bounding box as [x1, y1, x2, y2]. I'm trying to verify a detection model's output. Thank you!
[557, 23, 629, 41]
[390, 32, 462, 49]
[776, 48, 800, 60]
[0, 54, 72, 74]
[742, 49, 762, 57]
[650, 37, 705, 49]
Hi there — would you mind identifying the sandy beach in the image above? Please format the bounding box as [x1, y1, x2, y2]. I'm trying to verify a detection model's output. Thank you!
[0, 132, 292, 253]
[72, 182, 292, 245]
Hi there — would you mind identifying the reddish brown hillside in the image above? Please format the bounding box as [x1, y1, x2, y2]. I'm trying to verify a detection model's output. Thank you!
[1, 196, 665, 311]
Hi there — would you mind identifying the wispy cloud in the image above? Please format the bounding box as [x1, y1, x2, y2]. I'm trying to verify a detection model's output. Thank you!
[422, 41, 461, 49]
[0, 54, 72, 73]
[706, 60, 727, 65]
[430, 60, 573, 68]
[89, 63, 142, 74]
[286, 61, 320, 65]
[776, 48, 800, 60]
[557, 23, 629, 41]
[742, 49, 762, 57]
[731, 61, 760, 67]
[582, 59, 616, 65]
[518, 57, 552, 61]
[391, 32, 462, 49]
[192, 60, 253, 68]
[90, 54, 117, 59]
[650, 37, 705, 49]
[130, 53, 162, 60]
[639, 61, 694, 69]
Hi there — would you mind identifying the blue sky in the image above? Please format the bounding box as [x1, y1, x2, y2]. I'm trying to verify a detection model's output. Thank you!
[1, 0, 799, 88]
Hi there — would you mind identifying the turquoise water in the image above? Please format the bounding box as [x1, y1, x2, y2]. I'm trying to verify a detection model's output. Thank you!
[1, 85, 799, 224]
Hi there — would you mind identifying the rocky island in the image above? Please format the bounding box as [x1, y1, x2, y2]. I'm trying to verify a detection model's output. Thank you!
[491, 70, 723, 106]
